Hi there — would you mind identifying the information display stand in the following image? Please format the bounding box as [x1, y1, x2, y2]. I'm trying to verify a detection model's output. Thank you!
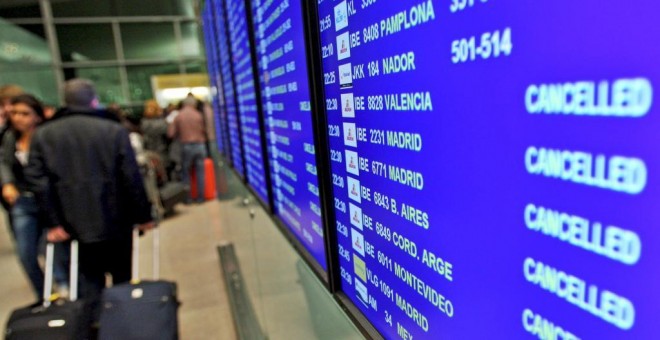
[249, 0, 328, 270]
[225, 0, 270, 203]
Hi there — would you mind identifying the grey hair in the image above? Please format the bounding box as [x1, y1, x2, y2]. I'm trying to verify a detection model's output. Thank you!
[64, 78, 97, 109]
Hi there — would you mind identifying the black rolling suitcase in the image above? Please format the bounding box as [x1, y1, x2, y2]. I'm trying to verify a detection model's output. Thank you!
[5, 241, 91, 340]
[98, 227, 179, 340]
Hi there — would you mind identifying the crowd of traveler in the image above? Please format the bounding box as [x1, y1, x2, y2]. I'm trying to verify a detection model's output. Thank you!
[0, 79, 210, 323]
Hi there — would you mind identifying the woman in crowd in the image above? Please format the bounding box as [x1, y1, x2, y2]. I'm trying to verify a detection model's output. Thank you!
[0, 94, 68, 301]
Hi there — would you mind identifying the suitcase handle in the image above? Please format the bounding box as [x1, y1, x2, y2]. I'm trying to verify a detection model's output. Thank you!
[43, 240, 79, 307]
[132, 223, 160, 283]
[132, 160, 162, 283]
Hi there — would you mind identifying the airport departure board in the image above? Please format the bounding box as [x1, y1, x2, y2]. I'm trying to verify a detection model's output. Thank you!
[250, 0, 328, 270]
[226, 0, 270, 203]
[317, 0, 659, 339]
[214, 0, 245, 176]
[202, 6, 228, 156]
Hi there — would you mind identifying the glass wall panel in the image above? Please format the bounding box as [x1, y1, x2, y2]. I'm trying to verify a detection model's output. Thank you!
[52, 0, 114, 17]
[126, 63, 181, 102]
[0, 4, 42, 18]
[52, 0, 194, 17]
[57, 24, 117, 61]
[114, 0, 190, 16]
[184, 62, 204, 74]
[121, 23, 177, 60]
[181, 22, 201, 58]
[0, 19, 58, 105]
[0, 67, 58, 106]
[17, 24, 46, 40]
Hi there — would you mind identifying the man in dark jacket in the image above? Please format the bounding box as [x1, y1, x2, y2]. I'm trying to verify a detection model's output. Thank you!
[24, 79, 154, 303]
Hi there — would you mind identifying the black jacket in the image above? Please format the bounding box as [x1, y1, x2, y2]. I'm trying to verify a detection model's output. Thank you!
[25, 107, 152, 243]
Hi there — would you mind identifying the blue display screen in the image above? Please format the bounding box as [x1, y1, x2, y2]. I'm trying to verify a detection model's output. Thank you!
[226, 0, 270, 203]
[317, 0, 659, 338]
[250, 0, 327, 270]
[214, 0, 245, 177]
[202, 6, 228, 156]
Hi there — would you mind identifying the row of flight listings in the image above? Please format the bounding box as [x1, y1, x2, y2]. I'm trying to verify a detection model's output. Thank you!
[202, 0, 659, 339]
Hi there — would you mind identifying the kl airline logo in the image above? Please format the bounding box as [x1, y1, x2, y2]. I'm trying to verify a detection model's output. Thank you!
[351, 229, 365, 256]
[341, 93, 354, 117]
[338, 63, 353, 89]
[349, 203, 363, 229]
[347, 177, 361, 203]
[345, 150, 359, 175]
[337, 32, 350, 60]
[354, 278, 369, 307]
[353, 255, 367, 282]
[334, 1, 348, 31]
[343, 123, 357, 147]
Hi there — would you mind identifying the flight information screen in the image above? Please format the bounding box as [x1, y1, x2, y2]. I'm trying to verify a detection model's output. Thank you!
[250, 0, 327, 270]
[317, 0, 659, 338]
[202, 5, 228, 156]
[226, 0, 270, 203]
[214, 0, 245, 177]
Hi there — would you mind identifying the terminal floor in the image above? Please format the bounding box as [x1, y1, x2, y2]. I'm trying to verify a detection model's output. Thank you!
[0, 193, 362, 339]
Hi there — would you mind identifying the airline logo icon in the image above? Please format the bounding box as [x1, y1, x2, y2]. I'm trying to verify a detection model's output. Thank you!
[338, 63, 353, 89]
[341, 93, 354, 117]
[345, 150, 359, 175]
[334, 1, 348, 31]
[336, 32, 350, 60]
[349, 203, 363, 229]
[351, 229, 365, 256]
[347, 177, 361, 203]
[354, 278, 369, 306]
[343, 123, 357, 147]
[353, 254, 366, 282]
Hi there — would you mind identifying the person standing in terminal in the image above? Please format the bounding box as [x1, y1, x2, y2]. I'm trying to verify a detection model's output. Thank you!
[24, 79, 154, 315]
[0, 85, 24, 228]
[168, 96, 207, 203]
[0, 94, 70, 301]
[141, 99, 171, 174]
